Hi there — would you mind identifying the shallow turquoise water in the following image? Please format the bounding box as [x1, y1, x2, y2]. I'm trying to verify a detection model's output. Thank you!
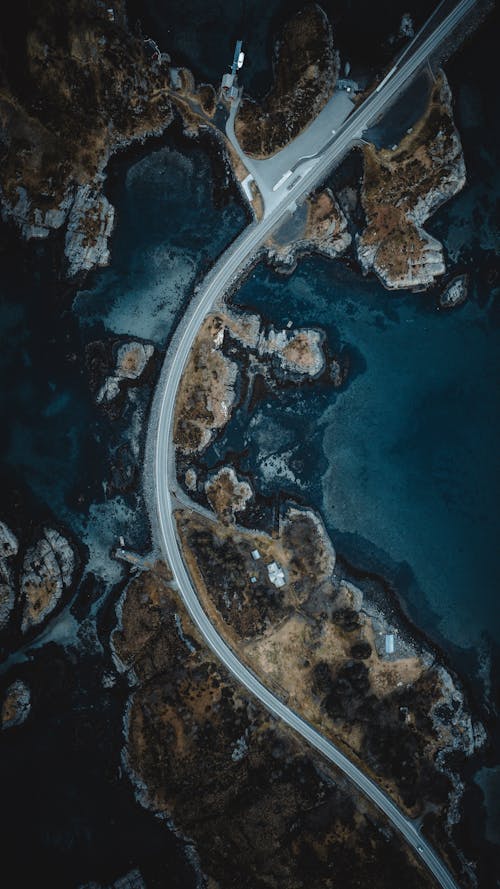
[75, 134, 247, 345]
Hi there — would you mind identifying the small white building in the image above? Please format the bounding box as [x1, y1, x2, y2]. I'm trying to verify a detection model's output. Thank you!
[267, 561, 286, 588]
[251, 549, 261, 561]
[385, 633, 395, 655]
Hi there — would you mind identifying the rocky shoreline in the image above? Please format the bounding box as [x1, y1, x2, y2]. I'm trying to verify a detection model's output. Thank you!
[356, 72, 466, 290]
[0, 517, 80, 644]
[166, 288, 489, 886]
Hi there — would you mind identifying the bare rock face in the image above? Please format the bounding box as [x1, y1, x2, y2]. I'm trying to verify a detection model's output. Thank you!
[64, 184, 115, 277]
[96, 341, 154, 404]
[21, 528, 75, 633]
[185, 467, 198, 492]
[174, 315, 239, 455]
[0, 521, 18, 560]
[0, 185, 75, 239]
[1, 679, 31, 729]
[259, 327, 325, 377]
[0, 521, 18, 630]
[439, 273, 468, 308]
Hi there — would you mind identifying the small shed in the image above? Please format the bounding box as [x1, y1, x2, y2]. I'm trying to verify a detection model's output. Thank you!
[385, 634, 395, 655]
[267, 561, 286, 588]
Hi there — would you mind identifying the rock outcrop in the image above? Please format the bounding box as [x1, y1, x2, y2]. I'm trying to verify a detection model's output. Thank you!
[1, 679, 31, 729]
[356, 73, 465, 290]
[0, 0, 173, 276]
[258, 327, 326, 378]
[439, 273, 468, 308]
[205, 467, 253, 521]
[97, 341, 154, 404]
[0, 521, 18, 630]
[266, 187, 351, 270]
[64, 185, 115, 277]
[174, 315, 239, 454]
[21, 528, 75, 632]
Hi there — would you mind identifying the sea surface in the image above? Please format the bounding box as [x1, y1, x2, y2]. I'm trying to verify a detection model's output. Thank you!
[0, 1, 498, 885]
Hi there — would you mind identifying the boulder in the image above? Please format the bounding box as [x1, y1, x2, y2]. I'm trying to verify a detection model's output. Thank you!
[21, 528, 75, 632]
[96, 341, 154, 404]
[1, 679, 31, 729]
[0, 521, 18, 630]
[64, 183, 115, 277]
[439, 273, 468, 309]
[259, 328, 325, 378]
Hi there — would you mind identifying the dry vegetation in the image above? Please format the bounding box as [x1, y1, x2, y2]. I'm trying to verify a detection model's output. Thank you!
[177, 505, 465, 819]
[235, 5, 339, 158]
[174, 315, 239, 454]
[205, 467, 253, 522]
[114, 563, 435, 889]
[266, 186, 351, 266]
[22, 577, 58, 626]
[357, 73, 465, 287]
[176, 506, 334, 643]
[0, 0, 173, 212]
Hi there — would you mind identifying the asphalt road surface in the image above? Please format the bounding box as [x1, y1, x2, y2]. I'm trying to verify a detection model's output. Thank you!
[150, 3, 479, 887]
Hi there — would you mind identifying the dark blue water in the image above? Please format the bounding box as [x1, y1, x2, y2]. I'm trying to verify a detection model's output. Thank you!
[75, 130, 246, 346]
[0, 125, 246, 887]
[224, 259, 499, 653]
[209, 11, 500, 665]
[128, 0, 437, 96]
[0, 240, 102, 520]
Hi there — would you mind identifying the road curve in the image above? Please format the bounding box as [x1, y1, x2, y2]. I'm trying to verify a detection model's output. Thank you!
[149, 3, 478, 887]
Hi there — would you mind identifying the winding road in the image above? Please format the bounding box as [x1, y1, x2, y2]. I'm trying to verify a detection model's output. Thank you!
[148, 2, 480, 887]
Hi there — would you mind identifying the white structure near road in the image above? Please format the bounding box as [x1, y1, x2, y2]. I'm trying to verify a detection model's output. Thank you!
[149, 5, 479, 888]
[267, 561, 286, 588]
[385, 633, 395, 655]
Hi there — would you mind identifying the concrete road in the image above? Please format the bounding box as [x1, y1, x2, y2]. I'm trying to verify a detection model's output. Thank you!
[226, 88, 355, 215]
[226, 0, 479, 218]
[148, 3, 479, 887]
